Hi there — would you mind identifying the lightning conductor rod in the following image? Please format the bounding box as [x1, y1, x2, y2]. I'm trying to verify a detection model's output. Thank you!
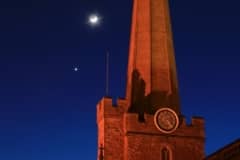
[106, 51, 110, 96]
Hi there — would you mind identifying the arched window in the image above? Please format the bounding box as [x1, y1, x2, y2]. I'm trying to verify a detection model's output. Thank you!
[162, 147, 170, 160]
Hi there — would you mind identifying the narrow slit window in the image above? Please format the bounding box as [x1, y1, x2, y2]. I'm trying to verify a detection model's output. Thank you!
[162, 148, 170, 160]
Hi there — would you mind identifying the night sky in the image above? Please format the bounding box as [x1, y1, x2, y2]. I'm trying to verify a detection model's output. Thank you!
[0, 0, 240, 159]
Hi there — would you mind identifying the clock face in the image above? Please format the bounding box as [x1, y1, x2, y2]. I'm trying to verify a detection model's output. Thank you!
[154, 108, 179, 133]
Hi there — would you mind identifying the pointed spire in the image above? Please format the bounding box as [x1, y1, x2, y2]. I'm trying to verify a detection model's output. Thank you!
[126, 0, 181, 115]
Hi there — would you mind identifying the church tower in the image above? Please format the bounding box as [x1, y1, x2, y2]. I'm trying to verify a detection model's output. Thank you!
[97, 0, 205, 159]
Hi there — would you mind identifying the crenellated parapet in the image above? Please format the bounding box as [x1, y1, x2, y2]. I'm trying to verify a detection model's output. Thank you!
[178, 116, 205, 138]
[123, 113, 205, 139]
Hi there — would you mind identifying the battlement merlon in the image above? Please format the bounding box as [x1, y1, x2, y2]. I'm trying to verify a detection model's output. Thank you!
[191, 116, 205, 127]
[96, 97, 127, 124]
[180, 116, 205, 128]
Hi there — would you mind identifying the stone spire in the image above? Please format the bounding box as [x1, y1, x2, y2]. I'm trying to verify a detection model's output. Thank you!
[126, 0, 181, 115]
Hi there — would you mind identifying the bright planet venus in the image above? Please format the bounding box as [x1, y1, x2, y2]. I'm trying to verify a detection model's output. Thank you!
[74, 67, 78, 72]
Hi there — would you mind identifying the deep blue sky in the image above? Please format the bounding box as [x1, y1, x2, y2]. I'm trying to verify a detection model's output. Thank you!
[0, 0, 240, 159]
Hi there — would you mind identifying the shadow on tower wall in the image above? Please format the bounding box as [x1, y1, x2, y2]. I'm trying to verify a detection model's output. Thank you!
[128, 69, 181, 122]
